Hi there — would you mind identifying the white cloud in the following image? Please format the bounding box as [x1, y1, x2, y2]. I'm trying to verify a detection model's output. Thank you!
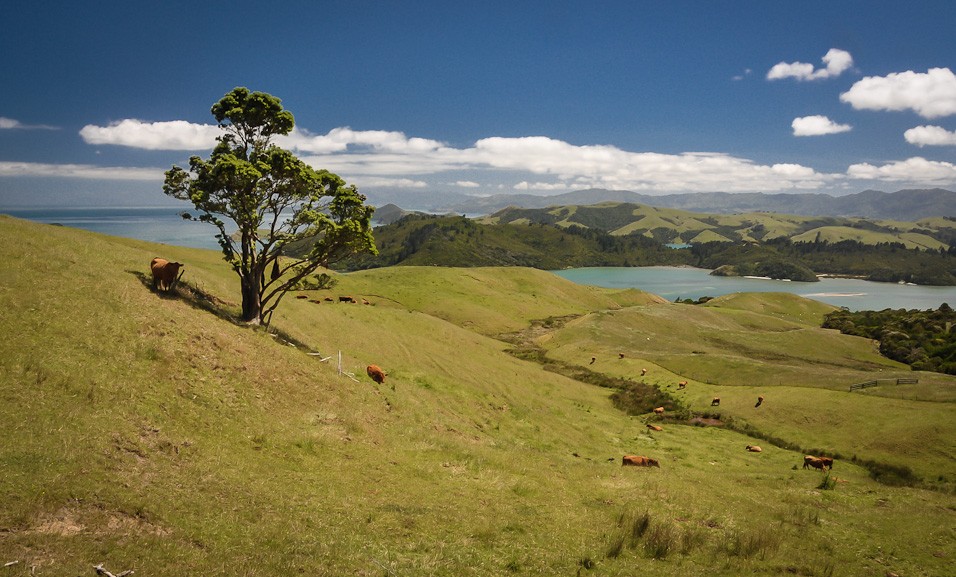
[732, 68, 752, 81]
[840, 67, 956, 119]
[0, 160, 162, 180]
[349, 176, 428, 189]
[767, 48, 853, 81]
[792, 115, 852, 136]
[847, 157, 956, 184]
[904, 125, 956, 147]
[82, 117, 956, 193]
[280, 126, 446, 155]
[79, 119, 221, 150]
[0, 116, 58, 130]
[513, 181, 572, 191]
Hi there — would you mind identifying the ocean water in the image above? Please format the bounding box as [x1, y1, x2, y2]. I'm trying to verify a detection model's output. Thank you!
[3, 206, 224, 250]
[5, 207, 954, 311]
[553, 266, 956, 312]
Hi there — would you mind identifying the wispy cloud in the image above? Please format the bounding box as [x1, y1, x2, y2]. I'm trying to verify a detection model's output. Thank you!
[0, 117, 58, 130]
[840, 67, 956, 119]
[792, 115, 852, 137]
[767, 48, 853, 81]
[0, 161, 162, 180]
[904, 125, 956, 147]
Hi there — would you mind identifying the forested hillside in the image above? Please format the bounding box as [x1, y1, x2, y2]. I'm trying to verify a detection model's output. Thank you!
[342, 210, 956, 285]
[823, 304, 956, 374]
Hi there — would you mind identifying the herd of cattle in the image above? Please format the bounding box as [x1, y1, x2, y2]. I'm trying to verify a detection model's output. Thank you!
[150, 258, 835, 477]
[624, 369, 835, 473]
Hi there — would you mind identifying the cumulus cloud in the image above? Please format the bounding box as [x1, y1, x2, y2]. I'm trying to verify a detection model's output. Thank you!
[0, 160, 162, 180]
[840, 67, 956, 119]
[792, 115, 852, 137]
[79, 119, 221, 150]
[847, 157, 956, 184]
[767, 48, 853, 81]
[0, 116, 58, 130]
[64, 116, 952, 192]
[904, 125, 956, 147]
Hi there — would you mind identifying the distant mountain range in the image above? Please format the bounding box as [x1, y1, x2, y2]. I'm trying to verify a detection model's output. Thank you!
[366, 188, 956, 222]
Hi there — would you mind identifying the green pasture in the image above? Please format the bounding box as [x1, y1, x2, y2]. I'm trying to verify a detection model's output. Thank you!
[1, 215, 955, 577]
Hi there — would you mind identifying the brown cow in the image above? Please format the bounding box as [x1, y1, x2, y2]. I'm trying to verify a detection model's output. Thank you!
[150, 258, 183, 292]
[653, 406, 665, 415]
[746, 445, 762, 452]
[803, 455, 829, 471]
[755, 395, 764, 408]
[622, 455, 660, 468]
[366, 364, 386, 384]
[619, 352, 625, 359]
[711, 397, 720, 406]
[678, 380, 687, 389]
[646, 424, 663, 432]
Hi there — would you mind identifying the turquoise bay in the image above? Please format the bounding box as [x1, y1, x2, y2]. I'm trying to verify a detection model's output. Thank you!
[552, 266, 956, 312]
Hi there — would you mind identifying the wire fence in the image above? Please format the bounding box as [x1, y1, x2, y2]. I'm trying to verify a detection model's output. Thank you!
[849, 377, 919, 392]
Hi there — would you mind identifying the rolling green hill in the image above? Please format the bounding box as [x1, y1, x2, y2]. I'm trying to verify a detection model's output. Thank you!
[346, 209, 956, 285]
[2, 215, 955, 576]
[484, 202, 956, 247]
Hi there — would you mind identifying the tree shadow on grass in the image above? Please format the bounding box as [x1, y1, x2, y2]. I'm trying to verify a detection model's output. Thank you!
[128, 269, 322, 354]
[129, 269, 239, 323]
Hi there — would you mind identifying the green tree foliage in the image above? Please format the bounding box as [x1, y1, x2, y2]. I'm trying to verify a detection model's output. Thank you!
[163, 88, 376, 325]
[822, 304, 956, 374]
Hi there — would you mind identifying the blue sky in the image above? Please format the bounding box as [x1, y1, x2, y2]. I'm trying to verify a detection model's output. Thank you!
[1, 1, 955, 207]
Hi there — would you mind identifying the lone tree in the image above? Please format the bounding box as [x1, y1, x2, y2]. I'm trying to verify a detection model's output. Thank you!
[163, 87, 377, 325]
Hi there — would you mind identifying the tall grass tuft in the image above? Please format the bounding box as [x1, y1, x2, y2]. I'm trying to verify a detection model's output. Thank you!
[818, 471, 836, 491]
[605, 509, 651, 558]
[725, 524, 783, 559]
[643, 520, 678, 559]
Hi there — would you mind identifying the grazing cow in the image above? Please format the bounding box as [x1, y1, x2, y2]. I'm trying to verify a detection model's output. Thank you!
[647, 424, 663, 432]
[324, 297, 334, 302]
[366, 364, 386, 384]
[339, 296, 356, 303]
[622, 455, 660, 468]
[150, 258, 183, 292]
[755, 395, 764, 408]
[589, 357, 596, 365]
[803, 456, 829, 471]
[619, 352, 625, 359]
[362, 298, 370, 305]
[678, 380, 687, 389]
[746, 445, 762, 452]
[641, 368, 647, 376]
[296, 295, 308, 299]
[711, 397, 720, 406]
[653, 406, 665, 415]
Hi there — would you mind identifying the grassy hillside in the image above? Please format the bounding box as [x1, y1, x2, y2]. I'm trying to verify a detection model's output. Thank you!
[484, 202, 956, 248]
[2, 215, 956, 577]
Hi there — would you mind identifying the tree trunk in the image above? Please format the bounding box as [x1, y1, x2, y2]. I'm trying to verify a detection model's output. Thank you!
[240, 273, 262, 324]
